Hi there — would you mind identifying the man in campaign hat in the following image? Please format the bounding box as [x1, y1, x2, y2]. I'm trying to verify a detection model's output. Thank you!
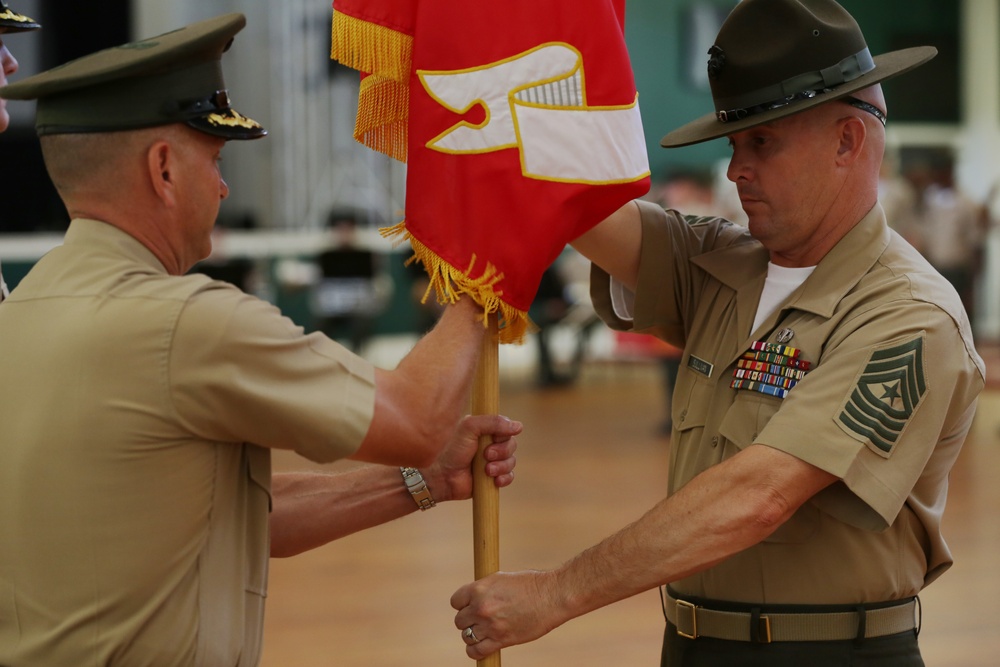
[451, 1, 984, 665]
[0, 13, 521, 666]
[0, 0, 41, 301]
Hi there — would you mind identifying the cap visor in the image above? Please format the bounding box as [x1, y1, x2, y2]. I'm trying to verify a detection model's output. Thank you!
[187, 108, 267, 140]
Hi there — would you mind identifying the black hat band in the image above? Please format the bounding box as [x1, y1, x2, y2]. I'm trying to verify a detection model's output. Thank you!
[715, 47, 875, 124]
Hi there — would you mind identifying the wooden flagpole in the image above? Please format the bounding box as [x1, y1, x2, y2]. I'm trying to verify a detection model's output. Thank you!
[471, 312, 501, 667]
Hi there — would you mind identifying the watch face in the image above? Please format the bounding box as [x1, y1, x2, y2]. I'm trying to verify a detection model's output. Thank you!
[402, 467, 425, 491]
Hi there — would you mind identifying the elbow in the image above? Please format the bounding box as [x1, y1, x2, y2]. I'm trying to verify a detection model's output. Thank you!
[748, 484, 797, 534]
[268, 521, 303, 559]
[270, 544, 298, 559]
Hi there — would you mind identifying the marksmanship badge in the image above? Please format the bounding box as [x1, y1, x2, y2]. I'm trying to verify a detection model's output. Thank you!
[836, 336, 926, 457]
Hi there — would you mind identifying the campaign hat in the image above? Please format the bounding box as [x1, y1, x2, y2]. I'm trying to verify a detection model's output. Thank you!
[661, 0, 936, 148]
[0, 1, 40, 33]
[0, 13, 266, 140]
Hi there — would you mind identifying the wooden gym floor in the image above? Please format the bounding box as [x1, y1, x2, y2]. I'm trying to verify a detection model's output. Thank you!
[261, 346, 1000, 667]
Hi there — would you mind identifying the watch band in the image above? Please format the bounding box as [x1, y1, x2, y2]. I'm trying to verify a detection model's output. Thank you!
[400, 467, 436, 510]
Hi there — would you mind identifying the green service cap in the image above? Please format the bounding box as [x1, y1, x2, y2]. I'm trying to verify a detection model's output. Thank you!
[0, 12, 266, 140]
[0, 1, 41, 33]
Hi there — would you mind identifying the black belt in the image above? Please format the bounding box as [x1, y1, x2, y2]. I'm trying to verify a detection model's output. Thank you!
[663, 590, 919, 643]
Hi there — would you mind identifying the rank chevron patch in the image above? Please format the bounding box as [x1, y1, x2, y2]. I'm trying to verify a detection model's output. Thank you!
[837, 336, 926, 457]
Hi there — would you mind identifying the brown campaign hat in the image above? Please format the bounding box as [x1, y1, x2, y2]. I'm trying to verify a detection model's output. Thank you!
[0, 1, 40, 33]
[660, 0, 936, 148]
[0, 13, 266, 140]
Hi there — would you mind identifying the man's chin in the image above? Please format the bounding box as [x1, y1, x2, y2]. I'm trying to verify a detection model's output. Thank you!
[745, 217, 773, 243]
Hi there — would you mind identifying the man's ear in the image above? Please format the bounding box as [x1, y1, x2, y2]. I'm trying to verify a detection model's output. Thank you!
[147, 140, 176, 206]
[836, 116, 866, 165]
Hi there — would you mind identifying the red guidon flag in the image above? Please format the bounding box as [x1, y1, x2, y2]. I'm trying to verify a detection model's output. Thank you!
[331, 0, 650, 343]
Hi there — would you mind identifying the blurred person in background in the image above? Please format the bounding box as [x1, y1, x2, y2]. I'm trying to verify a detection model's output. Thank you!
[901, 148, 986, 322]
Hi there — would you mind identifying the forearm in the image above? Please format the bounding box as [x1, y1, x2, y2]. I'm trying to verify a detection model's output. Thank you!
[271, 414, 520, 558]
[356, 297, 485, 466]
[395, 296, 485, 419]
[269, 467, 418, 558]
[546, 446, 835, 624]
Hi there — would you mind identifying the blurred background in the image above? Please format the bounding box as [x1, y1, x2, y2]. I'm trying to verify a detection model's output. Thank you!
[1, 1, 997, 666]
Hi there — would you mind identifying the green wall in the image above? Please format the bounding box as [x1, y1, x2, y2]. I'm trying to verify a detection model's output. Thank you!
[624, 0, 961, 181]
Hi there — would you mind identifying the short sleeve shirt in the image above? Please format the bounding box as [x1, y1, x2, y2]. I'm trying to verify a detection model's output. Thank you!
[591, 201, 985, 604]
[0, 220, 376, 666]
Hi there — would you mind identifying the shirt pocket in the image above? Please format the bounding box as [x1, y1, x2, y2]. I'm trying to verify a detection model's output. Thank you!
[718, 391, 776, 450]
[670, 379, 731, 493]
[718, 393, 820, 544]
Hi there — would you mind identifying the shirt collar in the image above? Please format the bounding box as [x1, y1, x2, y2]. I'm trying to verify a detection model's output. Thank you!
[791, 204, 889, 317]
[64, 218, 169, 275]
[692, 204, 889, 317]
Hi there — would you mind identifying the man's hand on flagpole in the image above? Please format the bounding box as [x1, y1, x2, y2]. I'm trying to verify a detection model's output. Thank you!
[451, 569, 568, 660]
[423, 414, 521, 501]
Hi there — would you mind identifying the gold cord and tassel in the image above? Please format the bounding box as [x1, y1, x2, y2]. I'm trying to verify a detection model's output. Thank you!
[331, 11, 412, 162]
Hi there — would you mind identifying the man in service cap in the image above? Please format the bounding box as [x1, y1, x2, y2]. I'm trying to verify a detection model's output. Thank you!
[451, 1, 985, 665]
[0, 0, 41, 301]
[0, 13, 521, 666]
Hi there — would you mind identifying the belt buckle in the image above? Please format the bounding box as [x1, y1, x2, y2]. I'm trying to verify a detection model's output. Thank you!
[757, 615, 772, 644]
[675, 599, 699, 639]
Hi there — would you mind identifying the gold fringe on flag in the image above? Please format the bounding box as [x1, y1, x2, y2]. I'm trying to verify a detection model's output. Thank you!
[381, 222, 532, 345]
[355, 75, 409, 162]
[331, 10, 413, 162]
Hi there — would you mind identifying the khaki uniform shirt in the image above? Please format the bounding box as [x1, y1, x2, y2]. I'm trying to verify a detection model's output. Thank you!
[592, 201, 985, 605]
[0, 220, 376, 666]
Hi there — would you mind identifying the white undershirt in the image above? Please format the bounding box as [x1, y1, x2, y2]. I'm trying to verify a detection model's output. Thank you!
[609, 277, 635, 320]
[752, 262, 816, 333]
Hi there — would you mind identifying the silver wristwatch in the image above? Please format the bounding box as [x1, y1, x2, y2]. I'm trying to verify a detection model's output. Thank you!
[400, 467, 437, 510]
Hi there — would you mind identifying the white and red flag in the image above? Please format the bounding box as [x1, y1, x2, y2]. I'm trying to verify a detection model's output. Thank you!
[331, 0, 650, 343]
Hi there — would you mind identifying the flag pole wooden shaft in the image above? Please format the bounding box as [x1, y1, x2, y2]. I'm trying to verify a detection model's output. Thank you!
[471, 313, 501, 667]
